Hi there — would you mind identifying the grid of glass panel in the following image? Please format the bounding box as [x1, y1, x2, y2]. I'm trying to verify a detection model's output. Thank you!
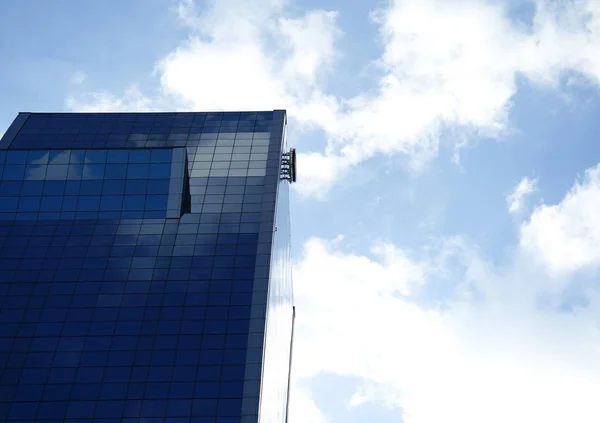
[0, 111, 293, 423]
[8, 112, 276, 151]
[0, 216, 258, 421]
[0, 148, 183, 221]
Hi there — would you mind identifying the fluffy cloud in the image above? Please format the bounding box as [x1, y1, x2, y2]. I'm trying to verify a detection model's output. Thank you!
[288, 385, 329, 423]
[507, 177, 538, 214]
[520, 163, 600, 276]
[291, 165, 600, 422]
[298, 0, 600, 195]
[292, 233, 600, 423]
[66, 86, 153, 112]
[157, 0, 340, 112]
[299, 0, 524, 187]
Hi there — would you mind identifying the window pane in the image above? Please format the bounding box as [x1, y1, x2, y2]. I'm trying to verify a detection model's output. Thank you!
[45, 165, 69, 180]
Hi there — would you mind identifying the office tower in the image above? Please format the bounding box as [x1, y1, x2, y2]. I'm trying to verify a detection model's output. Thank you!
[0, 110, 296, 423]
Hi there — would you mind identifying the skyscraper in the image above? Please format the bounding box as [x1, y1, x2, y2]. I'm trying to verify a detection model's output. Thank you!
[0, 110, 296, 423]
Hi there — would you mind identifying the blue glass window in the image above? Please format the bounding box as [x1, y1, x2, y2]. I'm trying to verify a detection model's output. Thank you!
[18, 196, 41, 212]
[6, 150, 28, 164]
[40, 196, 63, 212]
[0, 110, 288, 423]
[130, 149, 151, 163]
[85, 149, 107, 163]
[27, 150, 49, 164]
[102, 179, 126, 195]
[104, 163, 127, 179]
[4, 165, 25, 180]
[64, 180, 81, 195]
[149, 163, 171, 179]
[151, 149, 173, 163]
[48, 150, 71, 164]
[45, 164, 69, 179]
[0, 197, 18, 212]
[127, 163, 149, 179]
[77, 196, 101, 211]
[145, 195, 168, 210]
[80, 180, 103, 195]
[100, 195, 124, 211]
[83, 163, 105, 179]
[67, 164, 83, 179]
[107, 149, 129, 163]
[148, 179, 170, 194]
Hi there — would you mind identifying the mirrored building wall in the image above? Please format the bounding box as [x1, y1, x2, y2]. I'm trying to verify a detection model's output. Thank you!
[0, 110, 294, 423]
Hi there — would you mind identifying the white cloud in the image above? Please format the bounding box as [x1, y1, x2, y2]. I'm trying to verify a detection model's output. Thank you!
[521, 163, 600, 276]
[288, 385, 329, 423]
[294, 152, 351, 199]
[290, 165, 600, 421]
[298, 0, 600, 196]
[66, 86, 153, 112]
[292, 235, 600, 423]
[156, 0, 339, 113]
[507, 177, 538, 214]
[307, 0, 521, 162]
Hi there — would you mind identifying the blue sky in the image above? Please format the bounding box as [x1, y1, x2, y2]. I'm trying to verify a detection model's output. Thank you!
[3, 0, 600, 422]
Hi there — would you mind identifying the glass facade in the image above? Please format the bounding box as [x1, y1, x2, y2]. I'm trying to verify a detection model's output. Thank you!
[0, 111, 295, 423]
